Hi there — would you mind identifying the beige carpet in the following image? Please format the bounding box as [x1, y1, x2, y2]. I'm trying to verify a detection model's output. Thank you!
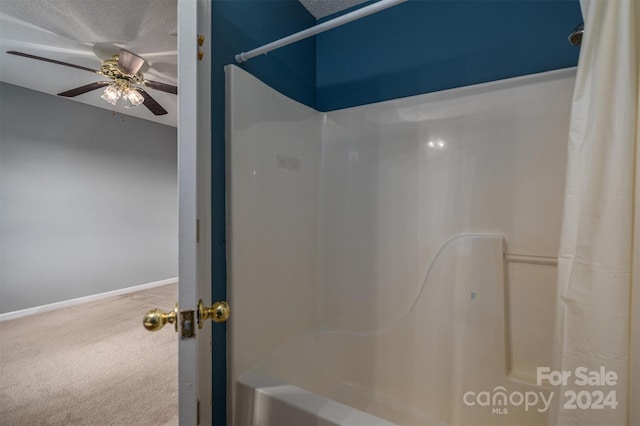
[0, 284, 178, 426]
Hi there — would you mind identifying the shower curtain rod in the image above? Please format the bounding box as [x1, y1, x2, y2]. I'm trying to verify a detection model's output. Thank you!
[235, 0, 407, 64]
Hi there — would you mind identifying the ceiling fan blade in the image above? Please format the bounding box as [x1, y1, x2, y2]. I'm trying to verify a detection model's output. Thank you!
[118, 49, 145, 75]
[7, 51, 99, 73]
[137, 89, 168, 116]
[143, 79, 178, 95]
[58, 81, 111, 97]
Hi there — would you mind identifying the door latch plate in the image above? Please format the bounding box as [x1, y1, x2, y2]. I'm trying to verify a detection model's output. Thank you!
[180, 310, 196, 339]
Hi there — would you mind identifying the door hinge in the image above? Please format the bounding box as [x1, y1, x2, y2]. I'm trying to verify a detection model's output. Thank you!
[197, 400, 200, 425]
[196, 219, 200, 243]
[198, 35, 205, 61]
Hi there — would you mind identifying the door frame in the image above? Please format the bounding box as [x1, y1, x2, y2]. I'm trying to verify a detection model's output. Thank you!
[196, 0, 213, 424]
[177, 0, 213, 424]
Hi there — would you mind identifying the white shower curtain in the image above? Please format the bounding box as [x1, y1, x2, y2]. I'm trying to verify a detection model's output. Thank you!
[551, 0, 639, 425]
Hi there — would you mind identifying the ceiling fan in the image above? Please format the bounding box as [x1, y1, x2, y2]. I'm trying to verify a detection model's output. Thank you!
[6, 49, 177, 116]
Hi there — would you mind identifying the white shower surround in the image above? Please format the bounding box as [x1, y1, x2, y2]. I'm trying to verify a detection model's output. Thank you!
[227, 65, 576, 425]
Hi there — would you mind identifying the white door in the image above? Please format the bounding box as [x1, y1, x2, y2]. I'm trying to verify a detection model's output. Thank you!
[143, 0, 218, 425]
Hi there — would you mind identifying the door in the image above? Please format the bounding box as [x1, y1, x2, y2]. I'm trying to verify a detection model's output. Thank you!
[143, 1, 221, 425]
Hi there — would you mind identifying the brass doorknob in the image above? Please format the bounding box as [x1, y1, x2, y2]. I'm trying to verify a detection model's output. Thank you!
[198, 299, 230, 328]
[143, 304, 178, 332]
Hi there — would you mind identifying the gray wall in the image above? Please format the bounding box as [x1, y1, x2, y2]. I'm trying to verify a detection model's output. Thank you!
[0, 83, 177, 314]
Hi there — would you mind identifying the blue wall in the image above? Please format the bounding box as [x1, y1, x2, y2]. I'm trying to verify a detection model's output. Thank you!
[316, 0, 582, 111]
[213, 0, 316, 108]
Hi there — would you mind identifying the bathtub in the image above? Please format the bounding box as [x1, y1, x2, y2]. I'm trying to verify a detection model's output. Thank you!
[235, 337, 549, 426]
[235, 369, 398, 426]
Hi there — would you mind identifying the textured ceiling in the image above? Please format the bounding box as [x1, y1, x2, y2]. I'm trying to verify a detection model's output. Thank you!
[0, 0, 372, 126]
[0, 0, 178, 126]
[299, 0, 370, 18]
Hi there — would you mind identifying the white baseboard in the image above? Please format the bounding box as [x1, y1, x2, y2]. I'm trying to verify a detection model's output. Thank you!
[0, 278, 178, 322]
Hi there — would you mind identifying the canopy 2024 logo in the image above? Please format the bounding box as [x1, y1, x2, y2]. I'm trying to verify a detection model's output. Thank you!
[462, 367, 618, 415]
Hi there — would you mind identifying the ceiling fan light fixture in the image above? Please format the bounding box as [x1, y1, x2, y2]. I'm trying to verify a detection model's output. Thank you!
[101, 83, 122, 105]
[8, 50, 175, 117]
[123, 88, 144, 108]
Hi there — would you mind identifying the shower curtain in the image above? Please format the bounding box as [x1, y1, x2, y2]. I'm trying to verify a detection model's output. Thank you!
[551, 0, 639, 425]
